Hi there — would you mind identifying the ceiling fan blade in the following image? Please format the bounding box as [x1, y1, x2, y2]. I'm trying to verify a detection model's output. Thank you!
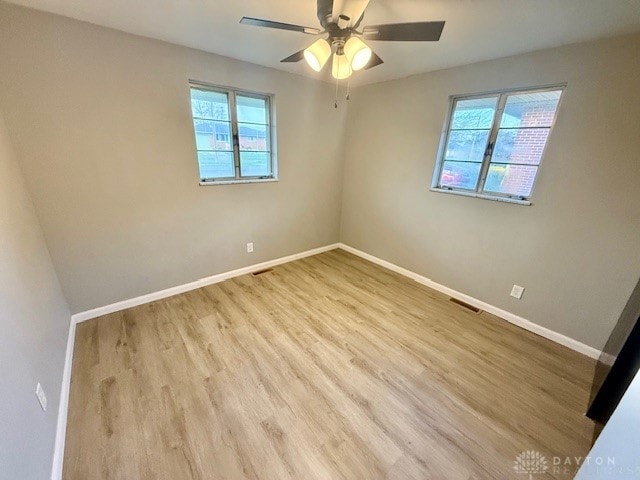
[280, 50, 306, 63]
[332, 0, 371, 27]
[240, 17, 321, 35]
[364, 51, 384, 70]
[363, 21, 445, 41]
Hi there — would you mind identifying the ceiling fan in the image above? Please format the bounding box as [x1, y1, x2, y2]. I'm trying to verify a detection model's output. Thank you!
[240, 0, 445, 80]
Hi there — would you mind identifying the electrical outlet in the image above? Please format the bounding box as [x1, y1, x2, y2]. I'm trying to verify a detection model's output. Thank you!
[246, 242, 254, 253]
[510, 285, 525, 299]
[35, 383, 47, 412]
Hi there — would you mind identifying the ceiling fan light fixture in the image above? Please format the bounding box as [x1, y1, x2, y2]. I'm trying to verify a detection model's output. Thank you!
[303, 38, 331, 72]
[331, 53, 353, 79]
[344, 37, 372, 71]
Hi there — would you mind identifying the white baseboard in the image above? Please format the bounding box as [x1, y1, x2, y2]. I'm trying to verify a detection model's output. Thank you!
[71, 243, 340, 324]
[53, 240, 607, 479]
[337, 243, 603, 360]
[51, 317, 77, 480]
[53, 243, 340, 480]
[599, 352, 617, 366]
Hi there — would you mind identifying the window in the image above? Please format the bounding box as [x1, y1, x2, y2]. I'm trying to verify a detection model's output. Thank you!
[432, 86, 564, 203]
[189, 82, 276, 184]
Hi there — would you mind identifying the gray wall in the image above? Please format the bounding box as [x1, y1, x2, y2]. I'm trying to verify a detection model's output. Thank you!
[340, 34, 640, 350]
[1, 1, 639, 352]
[0, 111, 70, 478]
[0, 3, 348, 313]
[0, 4, 638, 478]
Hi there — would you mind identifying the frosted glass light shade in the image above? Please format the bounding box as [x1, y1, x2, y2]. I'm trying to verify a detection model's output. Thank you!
[304, 39, 332, 72]
[332, 54, 352, 79]
[344, 37, 372, 71]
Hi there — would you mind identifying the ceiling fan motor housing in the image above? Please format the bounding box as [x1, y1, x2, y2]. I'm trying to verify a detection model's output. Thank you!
[241, 0, 445, 75]
[317, 0, 360, 46]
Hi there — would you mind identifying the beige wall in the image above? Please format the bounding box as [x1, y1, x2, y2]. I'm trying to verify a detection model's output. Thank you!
[1, 2, 638, 351]
[0, 3, 347, 313]
[0, 110, 70, 478]
[0, 5, 637, 478]
[340, 33, 640, 350]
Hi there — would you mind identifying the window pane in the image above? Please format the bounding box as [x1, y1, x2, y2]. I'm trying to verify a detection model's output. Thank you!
[238, 123, 268, 151]
[190, 88, 229, 121]
[500, 90, 561, 128]
[197, 151, 235, 179]
[445, 129, 490, 162]
[240, 151, 271, 177]
[193, 120, 232, 151]
[236, 95, 268, 124]
[484, 164, 538, 197]
[451, 97, 497, 130]
[439, 161, 482, 190]
[492, 128, 550, 165]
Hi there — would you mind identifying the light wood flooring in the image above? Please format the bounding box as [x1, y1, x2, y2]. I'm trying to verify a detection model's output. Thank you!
[63, 249, 596, 479]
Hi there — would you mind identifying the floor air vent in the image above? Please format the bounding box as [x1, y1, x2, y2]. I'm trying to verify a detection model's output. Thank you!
[449, 297, 482, 313]
[252, 268, 274, 276]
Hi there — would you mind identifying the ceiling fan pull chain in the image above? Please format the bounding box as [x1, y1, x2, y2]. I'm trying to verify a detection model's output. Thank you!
[334, 75, 339, 108]
[346, 78, 351, 101]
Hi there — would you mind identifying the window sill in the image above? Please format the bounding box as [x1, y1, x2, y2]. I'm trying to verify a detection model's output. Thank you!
[430, 187, 532, 205]
[200, 178, 278, 186]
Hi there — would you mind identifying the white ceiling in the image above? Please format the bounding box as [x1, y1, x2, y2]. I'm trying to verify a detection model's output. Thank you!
[7, 0, 640, 86]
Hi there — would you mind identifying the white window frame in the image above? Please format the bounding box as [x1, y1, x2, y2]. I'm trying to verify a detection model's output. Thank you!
[430, 84, 566, 205]
[190, 80, 278, 185]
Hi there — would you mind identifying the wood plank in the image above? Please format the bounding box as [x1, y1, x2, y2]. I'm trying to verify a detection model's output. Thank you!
[63, 250, 596, 479]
